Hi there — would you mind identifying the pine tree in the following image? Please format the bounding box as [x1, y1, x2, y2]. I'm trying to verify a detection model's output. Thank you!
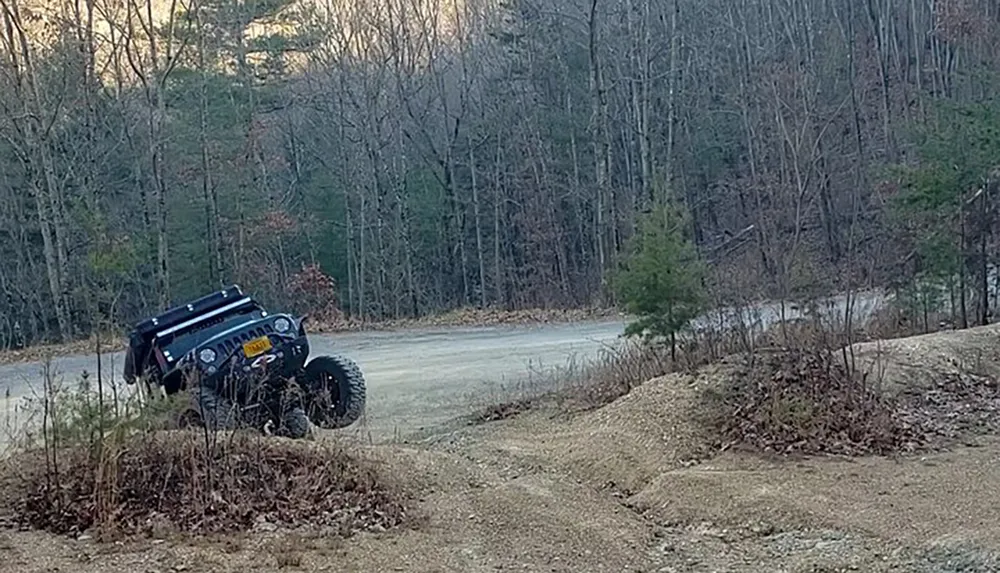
[614, 197, 705, 359]
[893, 101, 1000, 328]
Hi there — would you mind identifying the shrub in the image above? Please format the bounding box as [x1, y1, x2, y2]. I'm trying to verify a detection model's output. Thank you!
[0, 360, 406, 539]
[700, 348, 920, 456]
[5, 432, 405, 537]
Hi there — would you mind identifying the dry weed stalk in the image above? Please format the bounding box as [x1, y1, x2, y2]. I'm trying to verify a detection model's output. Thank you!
[0, 347, 406, 539]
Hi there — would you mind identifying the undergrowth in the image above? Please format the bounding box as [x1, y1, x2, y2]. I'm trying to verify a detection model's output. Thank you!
[699, 346, 1000, 457]
[3, 432, 405, 537]
[700, 348, 918, 456]
[0, 357, 406, 539]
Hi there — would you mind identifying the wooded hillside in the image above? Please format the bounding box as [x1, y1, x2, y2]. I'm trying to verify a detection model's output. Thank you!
[1, 0, 998, 346]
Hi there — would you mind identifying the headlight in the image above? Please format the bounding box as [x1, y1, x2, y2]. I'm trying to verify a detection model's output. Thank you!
[273, 317, 291, 333]
[198, 348, 217, 364]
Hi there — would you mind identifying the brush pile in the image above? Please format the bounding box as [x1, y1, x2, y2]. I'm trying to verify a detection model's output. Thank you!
[703, 348, 1000, 456]
[2, 432, 406, 538]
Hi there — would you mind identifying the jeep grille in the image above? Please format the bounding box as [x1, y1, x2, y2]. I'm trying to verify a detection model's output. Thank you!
[216, 324, 274, 356]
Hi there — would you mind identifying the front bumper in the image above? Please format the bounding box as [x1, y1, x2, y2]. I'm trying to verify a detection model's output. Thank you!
[201, 333, 310, 393]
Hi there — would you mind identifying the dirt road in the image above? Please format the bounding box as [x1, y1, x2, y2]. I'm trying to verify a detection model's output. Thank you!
[0, 320, 627, 442]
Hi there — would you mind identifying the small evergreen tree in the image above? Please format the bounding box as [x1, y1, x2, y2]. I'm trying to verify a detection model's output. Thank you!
[614, 198, 706, 359]
[892, 100, 1000, 327]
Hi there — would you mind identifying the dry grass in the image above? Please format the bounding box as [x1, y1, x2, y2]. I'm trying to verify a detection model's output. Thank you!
[0, 358, 408, 541]
[699, 348, 917, 456]
[559, 342, 675, 410]
[466, 340, 675, 425]
[469, 306, 855, 424]
[698, 346, 1000, 457]
[0, 431, 407, 538]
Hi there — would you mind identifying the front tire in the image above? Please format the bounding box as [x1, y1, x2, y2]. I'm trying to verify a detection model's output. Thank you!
[300, 355, 366, 429]
[278, 406, 313, 439]
[191, 385, 239, 432]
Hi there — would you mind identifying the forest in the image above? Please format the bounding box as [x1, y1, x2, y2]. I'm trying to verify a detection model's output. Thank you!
[1, 0, 999, 347]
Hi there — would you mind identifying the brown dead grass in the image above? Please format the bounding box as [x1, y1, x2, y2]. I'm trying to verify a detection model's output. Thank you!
[0, 431, 407, 538]
[308, 306, 624, 333]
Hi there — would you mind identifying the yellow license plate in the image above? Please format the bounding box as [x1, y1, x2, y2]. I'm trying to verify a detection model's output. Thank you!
[242, 336, 273, 358]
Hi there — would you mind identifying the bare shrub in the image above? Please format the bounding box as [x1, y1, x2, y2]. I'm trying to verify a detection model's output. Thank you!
[863, 300, 953, 341]
[565, 342, 674, 410]
[699, 348, 920, 456]
[466, 339, 674, 422]
[0, 355, 406, 539]
[700, 344, 1000, 457]
[3, 432, 405, 537]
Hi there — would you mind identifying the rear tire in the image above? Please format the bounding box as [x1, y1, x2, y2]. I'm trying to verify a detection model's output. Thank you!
[300, 355, 366, 429]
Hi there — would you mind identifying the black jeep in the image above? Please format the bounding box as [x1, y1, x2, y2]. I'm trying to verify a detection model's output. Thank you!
[123, 285, 366, 438]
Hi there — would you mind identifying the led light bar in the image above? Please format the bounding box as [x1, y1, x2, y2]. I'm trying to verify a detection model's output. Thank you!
[154, 297, 253, 338]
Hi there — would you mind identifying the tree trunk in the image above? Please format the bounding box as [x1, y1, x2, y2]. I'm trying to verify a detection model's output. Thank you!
[1, 0, 71, 341]
[589, 0, 609, 301]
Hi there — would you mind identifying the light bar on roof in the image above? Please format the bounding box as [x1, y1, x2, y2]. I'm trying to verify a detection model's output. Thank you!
[154, 297, 253, 338]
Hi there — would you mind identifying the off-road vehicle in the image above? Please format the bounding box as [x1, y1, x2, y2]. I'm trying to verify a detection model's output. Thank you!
[123, 285, 366, 438]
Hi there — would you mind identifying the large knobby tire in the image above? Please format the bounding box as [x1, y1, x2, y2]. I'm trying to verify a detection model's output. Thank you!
[279, 406, 313, 439]
[300, 355, 366, 429]
[172, 385, 239, 432]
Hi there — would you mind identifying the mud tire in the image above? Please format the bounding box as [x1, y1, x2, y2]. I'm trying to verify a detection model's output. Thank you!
[300, 355, 366, 429]
[171, 386, 240, 432]
[279, 406, 313, 439]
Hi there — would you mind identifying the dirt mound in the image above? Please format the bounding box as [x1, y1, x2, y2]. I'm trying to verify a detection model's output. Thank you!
[455, 367, 723, 495]
[627, 440, 1000, 552]
[2, 432, 406, 537]
[849, 323, 1000, 396]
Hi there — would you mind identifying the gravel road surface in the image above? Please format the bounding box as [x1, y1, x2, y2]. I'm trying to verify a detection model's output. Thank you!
[0, 320, 628, 442]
